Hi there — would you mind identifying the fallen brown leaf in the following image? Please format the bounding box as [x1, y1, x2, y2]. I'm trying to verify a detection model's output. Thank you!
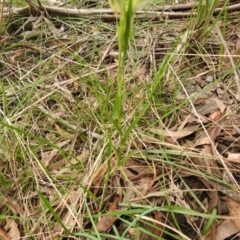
[41, 139, 70, 167]
[3, 219, 20, 240]
[204, 219, 239, 240]
[0, 227, 10, 240]
[2, 193, 24, 216]
[125, 160, 161, 180]
[53, 191, 79, 233]
[92, 161, 108, 195]
[10, 49, 24, 65]
[154, 211, 163, 238]
[208, 111, 222, 140]
[44, 39, 73, 48]
[236, 36, 240, 54]
[226, 197, 240, 229]
[96, 201, 118, 232]
[149, 124, 199, 139]
[227, 153, 240, 162]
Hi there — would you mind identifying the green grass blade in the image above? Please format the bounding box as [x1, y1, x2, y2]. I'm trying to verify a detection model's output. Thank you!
[37, 190, 71, 234]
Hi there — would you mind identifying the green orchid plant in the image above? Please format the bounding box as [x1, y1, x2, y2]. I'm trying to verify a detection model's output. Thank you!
[109, 0, 149, 125]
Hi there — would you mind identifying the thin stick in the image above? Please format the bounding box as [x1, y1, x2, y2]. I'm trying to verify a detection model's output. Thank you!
[3, 3, 240, 19]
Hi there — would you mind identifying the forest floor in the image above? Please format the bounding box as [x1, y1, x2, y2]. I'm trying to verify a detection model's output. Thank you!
[1, 0, 240, 239]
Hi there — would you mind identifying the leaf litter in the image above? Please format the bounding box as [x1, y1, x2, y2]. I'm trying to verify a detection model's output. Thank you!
[2, 0, 240, 239]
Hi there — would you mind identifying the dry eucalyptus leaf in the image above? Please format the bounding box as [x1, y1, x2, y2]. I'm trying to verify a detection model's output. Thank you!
[0, 227, 10, 240]
[10, 49, 24, 65]
[227, 153, 240, 162]
[44, 39, 72, 48]
[125, 160, 160, 178]
[236, 37, 240, 54]
[226, 197, 240, 229]
[41, 139, 70, 167]
[3, 219, 20, 240]
[204, 219, 239, 240]
[149, 124, 199, 139]
[92, 161, 108, 195]
[96, 201, 118, 232]
[212, 98, 226, 113]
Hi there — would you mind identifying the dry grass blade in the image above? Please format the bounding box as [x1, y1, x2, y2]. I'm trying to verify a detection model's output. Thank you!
[215, 24, 240, 101]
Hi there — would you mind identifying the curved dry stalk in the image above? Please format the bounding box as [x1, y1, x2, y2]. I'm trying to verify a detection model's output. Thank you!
[3, 3, 240, 19]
